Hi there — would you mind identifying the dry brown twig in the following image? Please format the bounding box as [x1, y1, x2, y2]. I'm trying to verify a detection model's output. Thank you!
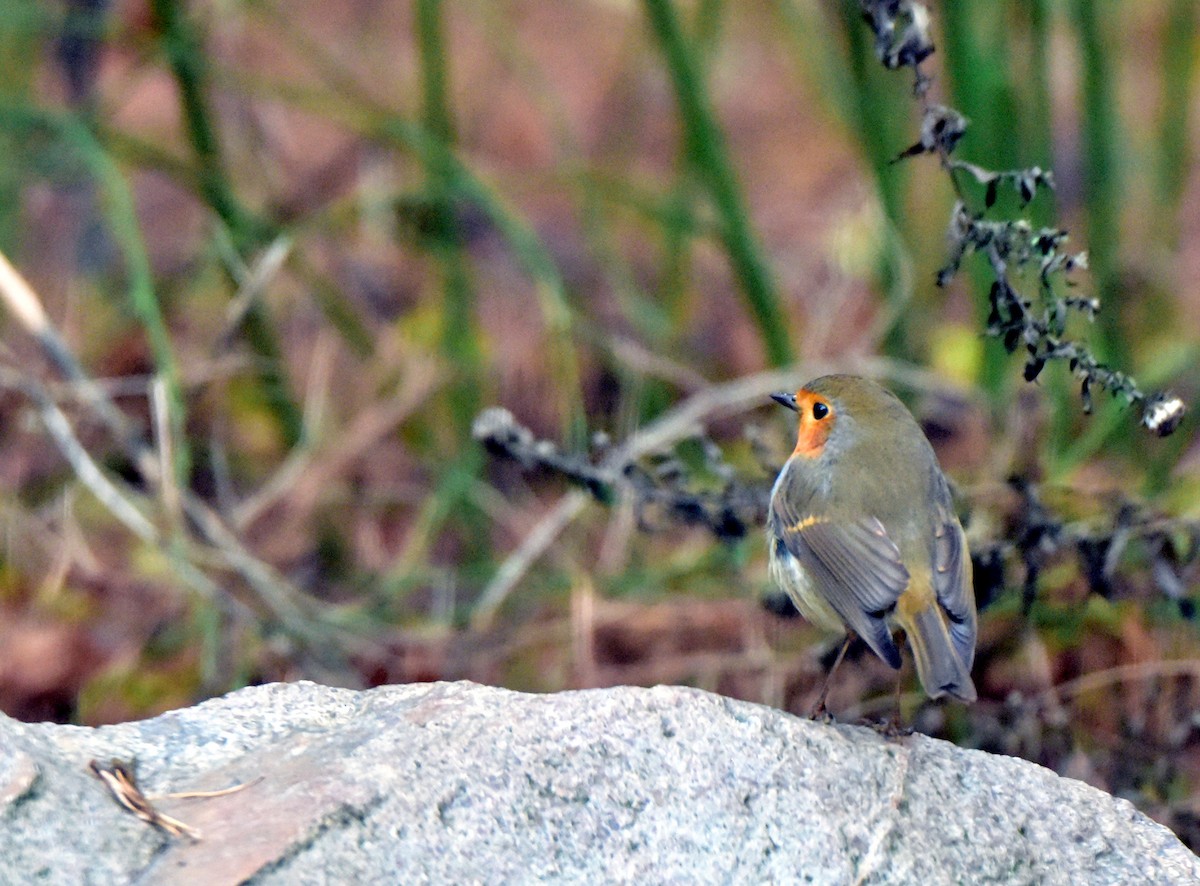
[0, 247, 381, 661]
[236, 345, 443, 535]
[89, 760, 203, 841]
[231, 331, 339, 530]
[89, 760, 263, 842]
[215, 235, 293, 354]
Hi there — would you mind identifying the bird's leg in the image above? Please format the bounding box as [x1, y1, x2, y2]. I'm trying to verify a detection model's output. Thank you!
[873, 640, 913, 738]
[809, 634, 853, 721]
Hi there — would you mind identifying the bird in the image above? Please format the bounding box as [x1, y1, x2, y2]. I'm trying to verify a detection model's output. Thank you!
[767, 374, 977, 716]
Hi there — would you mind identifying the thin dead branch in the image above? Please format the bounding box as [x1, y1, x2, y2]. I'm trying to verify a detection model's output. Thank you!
[90, 760, 202, 841]
[0, 246, 369, 658]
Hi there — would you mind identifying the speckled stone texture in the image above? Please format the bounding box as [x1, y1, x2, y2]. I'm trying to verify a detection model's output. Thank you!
[1, 681, 1195, 884]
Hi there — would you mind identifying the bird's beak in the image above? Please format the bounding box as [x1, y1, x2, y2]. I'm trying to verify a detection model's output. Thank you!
[771, 392, 799, 412]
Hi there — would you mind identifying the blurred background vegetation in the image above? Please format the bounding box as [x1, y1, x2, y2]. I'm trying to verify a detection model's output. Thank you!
[0, 0, 1198, 847]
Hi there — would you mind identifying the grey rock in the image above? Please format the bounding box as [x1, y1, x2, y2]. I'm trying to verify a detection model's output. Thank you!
[0, 681, 1195, 884]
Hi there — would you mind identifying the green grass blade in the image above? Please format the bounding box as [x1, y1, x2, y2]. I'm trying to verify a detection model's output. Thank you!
[148, 0, 266, 247]
[939, 1, 1024, 405]
[815, 2, 915, 364]
[0, 0, 44, 253]
[149, 0, 303, 449]
[642, 0, 793, 367]
[416, 0, 481, 438]
[1069, 0, 1128, 369]
[1156, 0, 1199, 245]
[237, 4, 586, 441]
[0, 106, 190, 484]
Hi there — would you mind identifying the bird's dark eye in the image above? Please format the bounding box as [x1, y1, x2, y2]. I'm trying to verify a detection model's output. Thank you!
[812, 402, 829, 420]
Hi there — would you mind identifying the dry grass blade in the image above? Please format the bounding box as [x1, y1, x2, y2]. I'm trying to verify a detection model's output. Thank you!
[230, 331, 338, 530]
[472, 490, 590, 630]
[1039, 660, 1200, 706]
[0, 250, 150, 461]
[151, 376, 183, 530]
[0, 368, 158, 543]
[156, 776, 264, 801]
[216, 235, 294, 354]
[0, 248, 357, 654]
[234, 350, 443, 534]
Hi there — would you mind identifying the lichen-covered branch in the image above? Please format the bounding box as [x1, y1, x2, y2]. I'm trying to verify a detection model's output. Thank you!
[474, 407, 771, 541]
[860, 0, 1186, 436]
[476, 407, 1200, 613]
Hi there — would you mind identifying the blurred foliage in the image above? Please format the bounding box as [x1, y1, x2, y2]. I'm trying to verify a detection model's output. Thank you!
[0, 0, 1196, 849]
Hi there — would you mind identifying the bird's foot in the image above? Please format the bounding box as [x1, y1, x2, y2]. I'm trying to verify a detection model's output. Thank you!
[861, 716, 912, 739]
[808, 701, 836, 724]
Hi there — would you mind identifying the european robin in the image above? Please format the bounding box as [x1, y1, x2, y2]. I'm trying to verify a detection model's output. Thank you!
[768, 375, 977, 713]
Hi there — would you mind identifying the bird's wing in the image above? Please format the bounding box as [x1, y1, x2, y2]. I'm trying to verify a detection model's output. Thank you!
[932, 501, 977, 669]
[772, 505, 910, 669]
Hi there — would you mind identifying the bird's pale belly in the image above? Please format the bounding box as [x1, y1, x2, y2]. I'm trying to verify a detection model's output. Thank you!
[768, 539, 846, 635]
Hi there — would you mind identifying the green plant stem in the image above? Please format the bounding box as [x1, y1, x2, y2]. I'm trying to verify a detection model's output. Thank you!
[0, 0, 44, 254]
[1018, 0, 1074, 465]
[149, 0, 262, 244]
[416, 0, 480, 438]
[942, 3, 1022, 171]
[1070, 0, 1127, 370]
[831, 2, 913, 365]
[288, 254, 374, 358]
[149, 0, 303, 449]
[1156, 0, 1199, 247]
[642, 0, 793, 367]
[657, 0, 722, 349]
[240, 2, 586, 441]
[411, 0, 492, 585]
[5, 107, 192, 487]
[1022, 0, 1056, 223]
[378, 120, 583, 435]
[940, 1, 1025, 407]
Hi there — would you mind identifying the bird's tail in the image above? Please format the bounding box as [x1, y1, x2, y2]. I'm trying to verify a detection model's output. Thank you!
[898, 600, 976, 703]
